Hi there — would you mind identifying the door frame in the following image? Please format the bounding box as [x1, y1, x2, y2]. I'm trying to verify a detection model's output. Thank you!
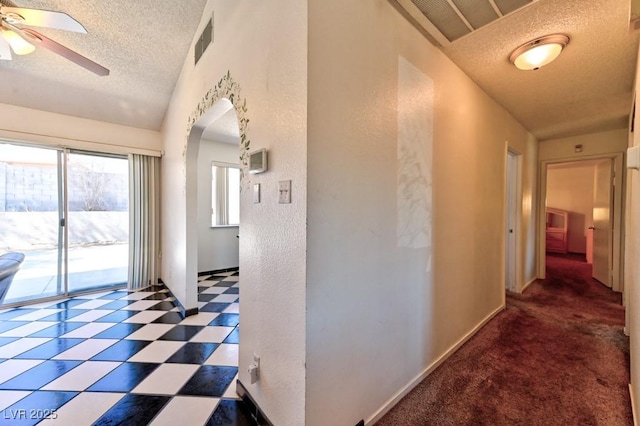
[505, 148, 521, 293]
[0, 141, 130, 308]
[537, 153, 625, 292]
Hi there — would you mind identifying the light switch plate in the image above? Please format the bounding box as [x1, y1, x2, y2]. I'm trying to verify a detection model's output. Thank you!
[628, 146, 640, 170]
[278, 180, 291, 204]
[253, 183, 261, 203]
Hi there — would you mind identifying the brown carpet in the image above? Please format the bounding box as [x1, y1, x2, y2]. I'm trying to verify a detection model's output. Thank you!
[377, 253, 632, 425]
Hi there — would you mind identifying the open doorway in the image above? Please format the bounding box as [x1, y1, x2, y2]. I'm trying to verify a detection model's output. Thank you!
[187, 97, 241, 310]
[184, 97, 242, 398]
[197, 106, 241, 275]
[542, 157, 622, 292]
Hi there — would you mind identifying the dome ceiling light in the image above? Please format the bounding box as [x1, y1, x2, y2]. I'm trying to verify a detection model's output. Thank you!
[509, 34, 570, 71]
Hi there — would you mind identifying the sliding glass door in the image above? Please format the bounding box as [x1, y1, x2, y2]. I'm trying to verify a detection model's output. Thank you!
[0, 144, 65, 304]
[0, 143, 129, 305]
[66, 151, 129, 293]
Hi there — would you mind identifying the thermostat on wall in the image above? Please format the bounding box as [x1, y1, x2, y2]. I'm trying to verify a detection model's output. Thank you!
[249, 148, 267, 174]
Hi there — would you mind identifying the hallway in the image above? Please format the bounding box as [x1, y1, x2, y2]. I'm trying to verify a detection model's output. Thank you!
[378, 253, 631, 425]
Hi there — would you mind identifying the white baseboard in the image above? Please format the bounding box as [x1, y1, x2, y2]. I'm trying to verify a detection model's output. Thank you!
[365, 304, 505, 425]
[521, 277, 538, 293]
[631, 384, 638, 426]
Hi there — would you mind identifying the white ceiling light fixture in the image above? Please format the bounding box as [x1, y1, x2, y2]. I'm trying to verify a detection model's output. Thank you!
[509, 34, 570, 71]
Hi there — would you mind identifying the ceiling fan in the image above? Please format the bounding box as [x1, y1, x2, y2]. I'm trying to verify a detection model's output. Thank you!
[0, 0, 109, 76]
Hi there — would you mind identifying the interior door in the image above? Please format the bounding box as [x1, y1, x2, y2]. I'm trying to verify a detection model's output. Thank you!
[592, 159, 612, 287]
[505, 152, 517, 292]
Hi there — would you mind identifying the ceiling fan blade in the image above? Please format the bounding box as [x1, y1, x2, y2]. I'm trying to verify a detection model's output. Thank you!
[21, 28, 109, 76]
[0, 6, 87, 33]
[0, 31, 11, 60]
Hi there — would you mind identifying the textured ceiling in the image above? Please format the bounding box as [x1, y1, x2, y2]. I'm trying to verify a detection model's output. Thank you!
[396, 0, 640, 141]
[0, 0, 207, 130]
[1, 1, 637, 142]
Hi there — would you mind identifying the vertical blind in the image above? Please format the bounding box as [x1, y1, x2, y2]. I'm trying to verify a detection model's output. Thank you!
[128, 154, 160, 290]
[212, 163, 240, 226]
[213, 164, 230, 226]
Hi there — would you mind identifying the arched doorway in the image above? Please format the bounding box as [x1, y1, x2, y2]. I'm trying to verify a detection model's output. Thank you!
[184, 71, 251, 311]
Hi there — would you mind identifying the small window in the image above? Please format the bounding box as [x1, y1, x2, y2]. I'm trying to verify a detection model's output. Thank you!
[212, 162, 240, 226]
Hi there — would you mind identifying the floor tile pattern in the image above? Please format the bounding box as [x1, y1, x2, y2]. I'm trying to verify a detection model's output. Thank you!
[0, 271, 254, 425]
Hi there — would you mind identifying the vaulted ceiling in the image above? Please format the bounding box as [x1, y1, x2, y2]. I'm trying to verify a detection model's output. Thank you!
[1, 0, 638, 142]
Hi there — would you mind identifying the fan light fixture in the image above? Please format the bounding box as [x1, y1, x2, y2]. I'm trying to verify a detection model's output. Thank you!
[509, 34, 569, 71]
[0, 3, 109, 75]
[1, 28, 34, 55]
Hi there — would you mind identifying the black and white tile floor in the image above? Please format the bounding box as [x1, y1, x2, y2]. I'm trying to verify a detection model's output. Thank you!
[0, 270, 255, 425]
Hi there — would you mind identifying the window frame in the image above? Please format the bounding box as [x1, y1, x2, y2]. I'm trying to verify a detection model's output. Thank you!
[211, 161, 240, 227]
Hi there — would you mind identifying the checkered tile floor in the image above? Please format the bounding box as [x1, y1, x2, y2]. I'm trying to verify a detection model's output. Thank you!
[0, 270, 255, 425]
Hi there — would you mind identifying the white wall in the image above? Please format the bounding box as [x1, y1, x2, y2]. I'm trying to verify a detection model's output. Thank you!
[547, 164, 596, 254]
[306, 1, 537, 424]
[197, 139, 239, 272]
[539, 129, 629, 160]
[0, 102, 161, 156]
[160, 1, 307, 424]
[625, 43, 640, 423]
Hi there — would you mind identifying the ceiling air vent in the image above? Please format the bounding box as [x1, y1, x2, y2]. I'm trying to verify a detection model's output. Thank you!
[392, 0, 538, 46]
[194, 15, 213, 65]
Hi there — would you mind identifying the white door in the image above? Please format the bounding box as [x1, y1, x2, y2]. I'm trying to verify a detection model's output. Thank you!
[592, 159, 612, 287]
[505, 152, 517, 292]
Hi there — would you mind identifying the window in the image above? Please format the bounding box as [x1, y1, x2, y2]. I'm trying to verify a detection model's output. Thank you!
[212, 162, 240, 226]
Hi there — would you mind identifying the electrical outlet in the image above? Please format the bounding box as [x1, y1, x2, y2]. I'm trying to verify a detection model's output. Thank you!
[278, 180, 291, 204]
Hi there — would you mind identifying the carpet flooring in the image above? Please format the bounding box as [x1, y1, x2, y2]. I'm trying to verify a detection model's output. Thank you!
[378, 253, 632, 425]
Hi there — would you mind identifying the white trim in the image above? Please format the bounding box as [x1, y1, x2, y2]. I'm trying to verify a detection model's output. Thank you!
[537, 154, 625, 292]
[212, 161, 240, 169]
[505, 148, 521, 294]
[521, 277, 538, 293]
[630, 384, 638, 426]
[366, 304, 505, 425]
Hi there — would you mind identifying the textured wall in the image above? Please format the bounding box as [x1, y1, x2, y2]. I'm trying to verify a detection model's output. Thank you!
[0, 103, 161, 156]
[539, 130, 629, 161]
[160, 1, 307, 424]
[306, 1, 536, 424]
